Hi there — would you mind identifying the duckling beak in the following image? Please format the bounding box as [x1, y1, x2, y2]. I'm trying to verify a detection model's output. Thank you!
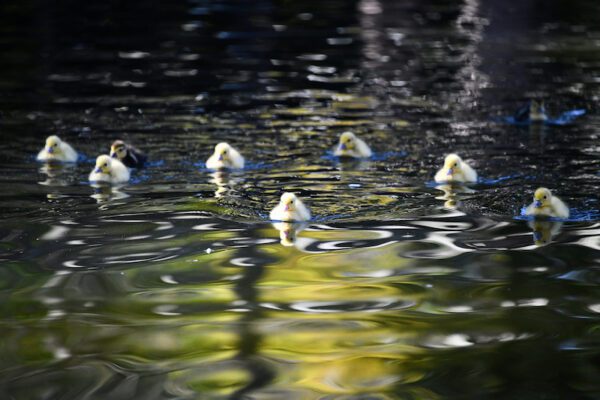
[446, 168, 453, 176]
[47, 147, 54, 154]
[533, 231, 542, 241]
[217, 154, 223, 161]
[94, 167, 102, 173]
[110, 152, 117, 158]
[534, 200, 542, 208]
[340, 143, 347, 150]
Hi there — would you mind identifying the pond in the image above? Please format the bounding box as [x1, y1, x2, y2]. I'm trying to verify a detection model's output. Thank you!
[1, 0, 600, 399]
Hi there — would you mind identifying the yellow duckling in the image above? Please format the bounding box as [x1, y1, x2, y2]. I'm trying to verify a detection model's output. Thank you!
[206, 142, 244, 169]
[334, 131, 372, 158]
[89, 155, 130, 184]
[525, 187, 569, 219]
[269, 192, 311, 222]
[37, 135, 78, 162]
[434, 153, 478, 183]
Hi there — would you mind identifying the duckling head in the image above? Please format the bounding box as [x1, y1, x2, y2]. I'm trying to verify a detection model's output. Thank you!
[94, 155, 113, 175]
[214, 142, 234, 163]
[533, 187, 552, 209]
[45, 135, 63, 155]
[443, 153, 463, 177]
[338, 131, 357, 151]
[110, 140, 127, 160]
[280, 192, 299, 212]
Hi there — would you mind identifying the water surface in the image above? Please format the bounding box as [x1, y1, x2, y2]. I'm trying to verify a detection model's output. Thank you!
[1, 0, 600, 399]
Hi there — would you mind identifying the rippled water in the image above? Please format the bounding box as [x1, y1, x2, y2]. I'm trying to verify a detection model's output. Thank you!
[2, 0, 600, 399]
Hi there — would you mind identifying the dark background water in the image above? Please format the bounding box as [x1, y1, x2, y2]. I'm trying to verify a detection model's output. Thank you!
[1, 0, 600, 399]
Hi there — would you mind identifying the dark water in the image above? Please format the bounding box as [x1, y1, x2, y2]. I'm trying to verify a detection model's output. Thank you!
[1, 0, 600, 399]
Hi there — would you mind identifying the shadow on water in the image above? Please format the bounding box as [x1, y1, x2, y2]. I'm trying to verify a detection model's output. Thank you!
[1, 0, 600, 399]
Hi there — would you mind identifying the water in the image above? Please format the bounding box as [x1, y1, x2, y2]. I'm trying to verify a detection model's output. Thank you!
[1, 0, 600, 398]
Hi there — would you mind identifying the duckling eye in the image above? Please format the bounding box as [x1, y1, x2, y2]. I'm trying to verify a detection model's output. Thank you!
[454, 163, 458, 167]
[53, 143, 58, 147]
[543, 195, 547, 200]
[103, 163, 108, 167]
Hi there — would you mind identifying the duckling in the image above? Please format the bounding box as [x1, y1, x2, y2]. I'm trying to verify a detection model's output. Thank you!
[88, 154, 130, 184]
[529, 100, 547, 122]
[514, 100, 547, 123]
[37, 135, 78, 162]
[434, 153, 477, 183]
[525, 187, 569, 219]
[206, 142, 244, 169]
[334, 131, 372, 158]
[110, 140, 147, 168]
[270, 192, 311, 222]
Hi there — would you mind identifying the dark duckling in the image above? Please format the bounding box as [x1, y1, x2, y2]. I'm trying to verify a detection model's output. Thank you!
[505, 100, 585, 126]
[513, 100, 547, 123]
[110, 140, 147, 168]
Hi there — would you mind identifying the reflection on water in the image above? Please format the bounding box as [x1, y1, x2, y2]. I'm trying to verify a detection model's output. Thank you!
[90, 183, 130, 204]
[434, 183, 476, 210]
[1, 0, 600, 399]
[272, 221, 309, 247]
[529, 220, 563, 246]
[38, 163, 77, 187]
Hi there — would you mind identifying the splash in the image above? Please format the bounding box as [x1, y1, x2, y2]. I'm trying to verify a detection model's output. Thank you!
[498, 109, 586, 126]
[515, 206, 600, 222]
[322, 150, 406, 162]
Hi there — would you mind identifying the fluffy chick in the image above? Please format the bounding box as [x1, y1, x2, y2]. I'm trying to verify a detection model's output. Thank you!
[206, 142, 245, 169]
[270, 193, 311, 222]
[334, 131, 372, 158]
[110, 140, 147, 168]
[89, 154, 130, 184]
[37, 135, 78, 162]
[434, 153, 477, 183]
[525, 187, 569, 219]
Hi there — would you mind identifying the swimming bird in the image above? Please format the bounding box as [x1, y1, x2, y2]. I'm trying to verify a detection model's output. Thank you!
[206, 142, 245, 169]
[504, 100, 585, 126]
[525, 187, 569, 219]
[110, 140, 146, 168]
[89, 154, 130, 184]
[434, 153, 477, 183]
[37, 135, 78, 162]
[270, 192, 311, 222]
[514, 100, 547, 123]
[334, 131, 372, 158]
